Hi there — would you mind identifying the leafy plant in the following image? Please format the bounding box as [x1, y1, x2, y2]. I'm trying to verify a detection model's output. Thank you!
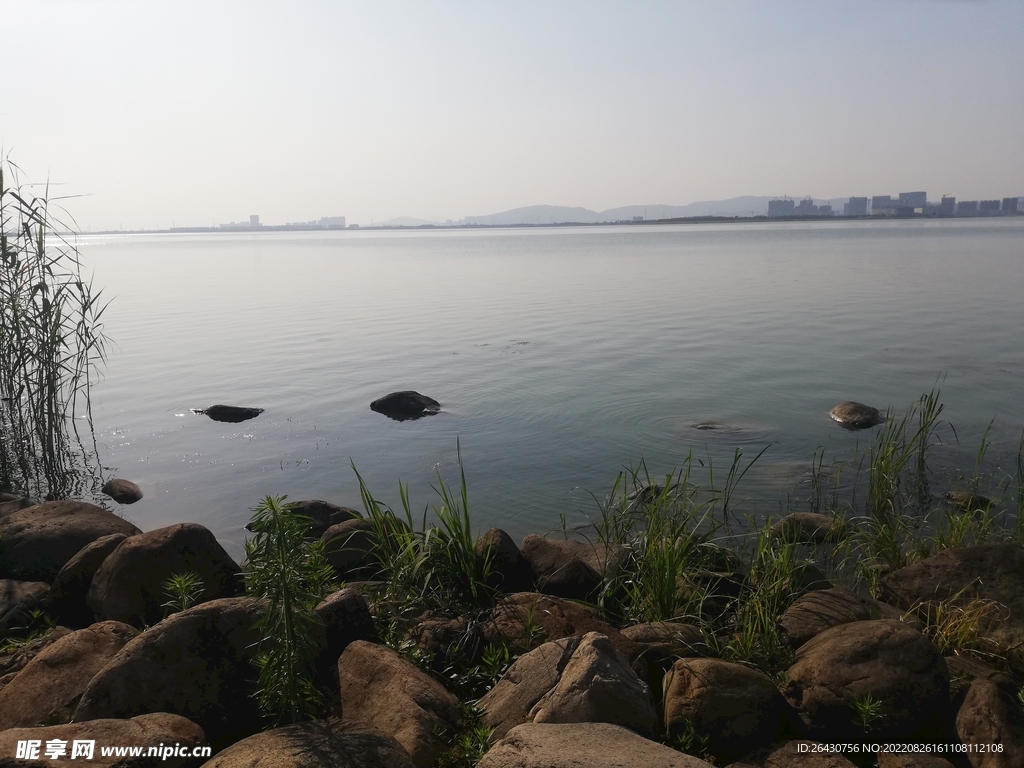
[0, 607, 56, 652]
[852, 693, 884, 733]
[161, 572, 205, 615]
[244, 495, 334, 724]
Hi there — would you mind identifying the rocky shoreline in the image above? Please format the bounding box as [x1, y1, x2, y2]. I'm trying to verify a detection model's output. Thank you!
[1, 492, 1022, 768]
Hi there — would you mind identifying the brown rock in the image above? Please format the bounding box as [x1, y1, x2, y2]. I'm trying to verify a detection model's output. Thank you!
[0, 621, 137, 729]
[0, 580, 49, 635]
[101, 479, 143, 505]
[476, 528, 534, 594]
[477, 722, 714, 768]
[520, 535, 612, 601]
[321, 518, 378, 579]
[337, 640, 460, 768]
[87, 523, 242, 627]
[48, 534, 128, 628]
[622, 621, 706, 656]
[770, 512, 849, 544]
[781, 619, 949, 742]
[761, 740, 858, 767]
[0, 496, 35, 518]
[664, 658, 785, 764]
[480, 632, 657, 742]
[955, 678, 1024, 767]
[287, 500, 362, 538]
[829, 401, 884, 429]
[878, 543, 1024, 650]
[315, 587, 379, 664]
[0, 713, 207, 768]
[197, 719, 414, 768]
[780, 586, 909, 648]
[946, 655, 1017, 704]
[943, 491, 992, 512]
[0, 501, 141, 582]
[0, 627, 72, 678]
[75, 597, 265, 751]
[877, 753, 958, 768]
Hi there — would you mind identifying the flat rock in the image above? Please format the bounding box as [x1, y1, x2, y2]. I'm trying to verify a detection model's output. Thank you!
[0, 713, 207, 768]
[0, 502, 141, 582]
[197, 719, 414, 768]
[829, 401, 884, 429]
[478, 722, 714, 768]
[337, 640, 460, 768]
[87, 523, 243, 627]
[48, 534, 128, 628]
[369, 391, 440, 421]
[192, 404, 264, 423]
[0, 621, 137, 729]
[101, 479, 143, 505]
[75, 597, 266, 751]
[0, 580, 50, 635]
[780, 586, 908, 648]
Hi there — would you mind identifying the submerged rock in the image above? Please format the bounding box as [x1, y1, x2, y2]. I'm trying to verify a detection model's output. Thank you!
[102, 478, 144, 505]
[369, 391, 440, 421]
[829, 401, 884, 429]
[192, 404, 264, 423]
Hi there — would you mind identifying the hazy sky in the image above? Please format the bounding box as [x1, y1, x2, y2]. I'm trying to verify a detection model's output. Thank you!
[3, 1, 1022, 229]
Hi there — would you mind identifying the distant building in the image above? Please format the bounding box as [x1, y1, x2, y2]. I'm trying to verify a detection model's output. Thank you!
[319, 216, 347, 228]
[768, 198, 796, 217]
[898, 191, 927, 210]
[979, 200, 1001, 215]
[871, 196, 895, 215]
[957, 201, 979, 216]
[796, 198, 815, 216]
[1004, 197, 1020, 214]
[250, 215, 260, 227]
[940, 196, 956, 216]
[844, 197, 868, 217]
[632, 215, 644, 222]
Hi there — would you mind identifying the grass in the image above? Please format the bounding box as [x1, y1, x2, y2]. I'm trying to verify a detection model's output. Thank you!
[0, 157, 108, 500]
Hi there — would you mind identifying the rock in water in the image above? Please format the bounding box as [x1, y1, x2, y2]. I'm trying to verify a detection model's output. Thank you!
[369, 391, 440, 421]
[829, 401, 883, 429]
[102, 478, 144, 504]
[193, 404, 264, 423]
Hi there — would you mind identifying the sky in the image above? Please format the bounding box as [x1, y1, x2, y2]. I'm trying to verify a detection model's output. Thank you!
[2, 1, 1022, 229]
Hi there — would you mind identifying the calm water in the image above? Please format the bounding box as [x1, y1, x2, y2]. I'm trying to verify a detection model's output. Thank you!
[77, 219, 1024, 560]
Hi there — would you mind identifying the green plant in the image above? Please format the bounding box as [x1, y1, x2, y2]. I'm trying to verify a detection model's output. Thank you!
[852, 693, 884, 733]
[436, 702, 493, 768]
[0, 158, 108, 499]
[0, 607, 56, 652]
[161, 572, 205, 615]
[244, 495, 334, 724]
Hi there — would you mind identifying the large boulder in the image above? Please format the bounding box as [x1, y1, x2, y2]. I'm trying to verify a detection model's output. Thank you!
[101, 479, 143, 505]
[321, 518, 378, 579]
[0, 502, 141, 582]
[75, 597, 265, 751]
[781, 619, 949, 742]
[622, 621, 706, 657]
[0, 580, 49, 635]
[780, 586, 908, 649]
[479, 632, 657, 742]
[829, 401, 884, 429]
[197, 719, 414, 768]
[0, 713, 207, 768]
[475, 528, 534, 594]
[48, 534, 127, 628]
[482, 593, 636, 659]
[0, 621, 137, 729]
[519, 535, 613, 601]
[369, 391, 440, 421]
[337, 640, 460, 768]
[878, 543, 1024, 650]
[663, 658, 786, 764]
[286, 500, 361, 538]
[87, 523, 243, 627]
[955, 679, 1024, 767]
[315, 588, 379, 664]
[477, 722, 714, 768]
[0, 495, 35, 518]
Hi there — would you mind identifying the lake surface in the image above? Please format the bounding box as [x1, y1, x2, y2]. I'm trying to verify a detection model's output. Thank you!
[77, 219, 1024, 560]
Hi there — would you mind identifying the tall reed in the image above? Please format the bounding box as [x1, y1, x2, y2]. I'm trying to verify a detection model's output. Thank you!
[0, 158, 108, 499]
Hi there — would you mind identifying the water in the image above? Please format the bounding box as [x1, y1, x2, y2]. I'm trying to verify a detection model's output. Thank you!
[76, 219, 1024, 560]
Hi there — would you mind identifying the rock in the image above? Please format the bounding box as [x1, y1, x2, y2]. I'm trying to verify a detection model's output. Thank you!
[0, 496, 35, 518]
[337, 640, 460, 768]
[197, 719, 414, 768]
[475, 528, 534, 594]
[829, 401, 884, 429]
[87, 523, 243, 627]
[482, 592, 637, 658]
[193, 404, 264, 423]
[321, 518, 378, 579]
[770, 512, 849, 544]
[412, 613, 480, 673]
[946, 656, 1017, 704]
[621, 621, 706, 656]
[0, 627, 72, 678]
[0, 502, 141, 582]
[877, 753, 958, 768]
[101, 479, 143, 505]
[663, 658, 785, 764]
[878, 543, 1024, 650]
[285, 500, 362, 538]
[48, 534, 128, 628]
[781, 619, 949, 742]
[943, 491, 992, 511]
[519, 535, 612, 601]
[480, 632, 657, 742]
[955, 679, 1024, 767]
[760, 740, 858, 767]
[780, 586, 908, 648]
[75, 597, 266, 751]
[369, 391, 440, 421]
[315, 587, 379, 664]
[477, 722, 714, 768]
[0, 580, 49, 635]
[0, 621, 137, 729]
[0, 713, 207, 767]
